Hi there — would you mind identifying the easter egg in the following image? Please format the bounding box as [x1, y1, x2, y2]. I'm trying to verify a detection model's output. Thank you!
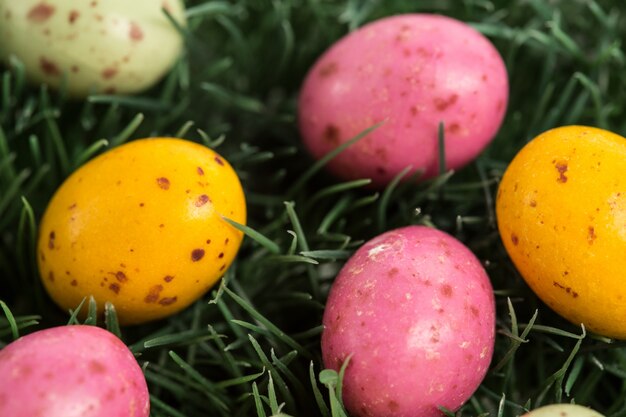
[496, 126, 626, 339]
[521, 404, 605, 417]
[0, 0, 185, 97]
[298, 14, 508, 187]
[0, 325, 149, 417]
[37, 138, 246, 325]
[321, 225, 495, 417]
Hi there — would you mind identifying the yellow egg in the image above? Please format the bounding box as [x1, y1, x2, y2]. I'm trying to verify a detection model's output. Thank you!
[496, 125, 626, 339]
[37, 138, 246, 325]
[0, 0, 185, 97]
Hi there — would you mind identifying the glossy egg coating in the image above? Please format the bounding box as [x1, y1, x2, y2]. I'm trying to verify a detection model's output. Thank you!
[299, 14, 508, 187]
[496, 126, 626, 339]
[37, 138, 246, 325]
[322, 226, 495, 417]
[0, 0, 185, 97]
[522, 404, 605, 417]
[0, 325, 149, 417]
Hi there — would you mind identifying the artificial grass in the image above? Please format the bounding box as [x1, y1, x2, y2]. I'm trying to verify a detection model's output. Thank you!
[1, 0, 626, 416]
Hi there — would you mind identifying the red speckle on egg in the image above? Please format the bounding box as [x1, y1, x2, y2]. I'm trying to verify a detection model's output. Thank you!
[39, 57, 60, 76]
[27, 3, 55, 23]
[129, 22, 144, 41]
[214, 157, 224, 166]
[101, 67, 118, 79]
[434, 94, 458, 111]
[448, 123, 461, 134]
[68, 10, 79, 23]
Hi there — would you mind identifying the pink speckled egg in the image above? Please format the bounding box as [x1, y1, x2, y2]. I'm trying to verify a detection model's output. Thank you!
[299, 14, 508, 187]
[322, 226, 495, 417]
[0, 325, 149, 417]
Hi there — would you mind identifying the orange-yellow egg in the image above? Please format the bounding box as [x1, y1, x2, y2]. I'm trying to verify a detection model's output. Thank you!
[37, 138, 246, 325]
[496, 125, 626, 339]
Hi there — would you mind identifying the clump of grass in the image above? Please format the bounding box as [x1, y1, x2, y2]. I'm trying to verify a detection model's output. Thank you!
[1, 1, 626, 416]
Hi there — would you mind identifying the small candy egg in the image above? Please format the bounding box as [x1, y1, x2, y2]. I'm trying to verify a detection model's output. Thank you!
[0, 325, 149, 417]
[37, 138, 246, 325]
[0, 0, 185, 97]
[298, 14, 508, 187]
[321, 225, 495, 417]
[521, 404, 605, 417]
[496, 126, 626, 339]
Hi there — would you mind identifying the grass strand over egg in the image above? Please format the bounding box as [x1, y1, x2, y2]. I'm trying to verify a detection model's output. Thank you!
[1, 0, 626, 416]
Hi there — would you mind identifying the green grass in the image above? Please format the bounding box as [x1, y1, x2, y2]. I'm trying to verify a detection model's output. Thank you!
[1, 0, 626, 416]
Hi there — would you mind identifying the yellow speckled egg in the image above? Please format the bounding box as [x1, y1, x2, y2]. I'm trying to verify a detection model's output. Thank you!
[37, 138, 246, 325]
[496, 125, 626, 339]
[0, 0, 185, 97]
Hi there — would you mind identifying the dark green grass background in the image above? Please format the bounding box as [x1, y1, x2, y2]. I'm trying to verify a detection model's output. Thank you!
[1, 0, 626, 416]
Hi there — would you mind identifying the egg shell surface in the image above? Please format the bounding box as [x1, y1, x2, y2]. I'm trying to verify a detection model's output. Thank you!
[37, 138, 246, 325]
[0, 325, 149, 417]
[496, 126, 626, 339]
[321, 225, 495, 417]
[299, 14, 508, 187]
[0, 0, 185, 97]
[521, 404, 605, 417]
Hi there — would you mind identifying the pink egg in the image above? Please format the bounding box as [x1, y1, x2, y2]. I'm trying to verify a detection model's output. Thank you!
[322, 226, 495, 417]
[299, 14, 508, 187]
[0, 325, 149, 417]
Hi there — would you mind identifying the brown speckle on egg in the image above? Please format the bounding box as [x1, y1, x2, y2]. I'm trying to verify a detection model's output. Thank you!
[587, 226, 597, 244]
[197, 167, 204, 175]
[158, 297, 177, 306]
[70, 279, 78, 286]
[156, 177, 170, 190]
[144, 285, 163, 303]
[102, 67, 118, 79]
[109, 283, 120, 294]
[68, 10, 79, 23]
[28, 3, 55, 23]
[40, 57, 60, 77]
[323, 124, 341, 146]
[555, 161, 568, 183]
[214, 157, 224, 166]
[195, 194, 210, 207]
[191, 249, 205, 262]
[48, 231, 56, 249]
[163, 275, 174, 283]
[319, 62, 338, 78]
[48, 271, 54, 282]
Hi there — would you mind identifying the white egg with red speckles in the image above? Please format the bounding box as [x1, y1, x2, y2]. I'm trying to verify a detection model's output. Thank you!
[522, 404, 605, 417]
[0, 0, 185, 97]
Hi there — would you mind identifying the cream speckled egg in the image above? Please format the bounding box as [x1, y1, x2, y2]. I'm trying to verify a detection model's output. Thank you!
[521, 404, 605, 417]
[0, 0, 185, 97]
